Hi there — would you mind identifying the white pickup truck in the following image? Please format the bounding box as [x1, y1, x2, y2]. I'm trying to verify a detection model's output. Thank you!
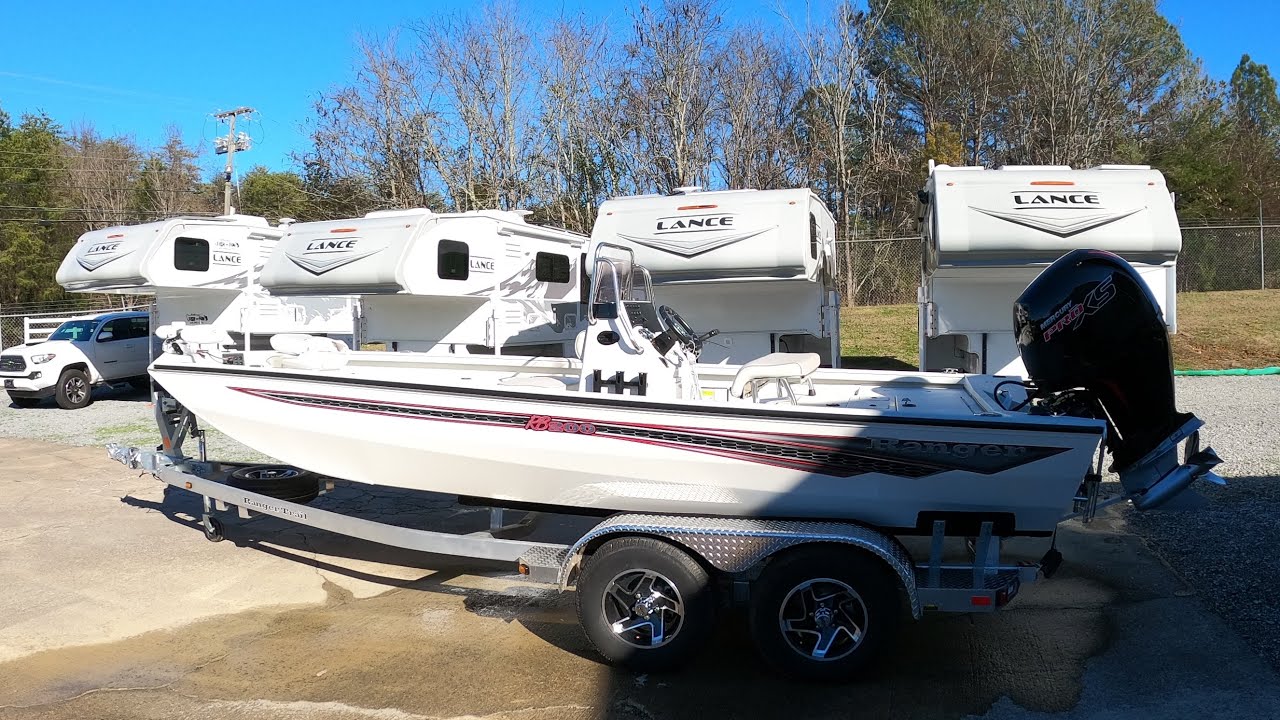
[0, 311, 154, 409]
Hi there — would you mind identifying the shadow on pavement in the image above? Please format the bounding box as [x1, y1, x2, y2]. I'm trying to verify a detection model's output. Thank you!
[840, 355, 916, 371]
[118, 480, 1110, 719]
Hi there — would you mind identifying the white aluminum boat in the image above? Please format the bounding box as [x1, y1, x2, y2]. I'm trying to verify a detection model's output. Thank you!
[148, 244, 1221, 537]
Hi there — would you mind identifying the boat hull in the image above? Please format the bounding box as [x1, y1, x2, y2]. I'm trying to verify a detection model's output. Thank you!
[150, 363, 1104, 535]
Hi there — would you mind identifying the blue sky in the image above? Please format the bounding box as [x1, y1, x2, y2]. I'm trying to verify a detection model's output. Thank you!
[0, 0, 1275, 178]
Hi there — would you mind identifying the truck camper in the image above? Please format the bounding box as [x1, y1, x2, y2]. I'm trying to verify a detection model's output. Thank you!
[258, 209, 587, 356]
[918, 164, 1180, 376]
[56, 214, 356, 350]
[591, 187, 840, 366]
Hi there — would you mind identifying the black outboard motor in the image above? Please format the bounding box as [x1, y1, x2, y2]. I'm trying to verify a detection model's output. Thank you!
[1014, 249, 1223, 509]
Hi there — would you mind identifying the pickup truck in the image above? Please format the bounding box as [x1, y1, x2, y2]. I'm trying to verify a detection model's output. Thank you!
[1, 311, 154, 409]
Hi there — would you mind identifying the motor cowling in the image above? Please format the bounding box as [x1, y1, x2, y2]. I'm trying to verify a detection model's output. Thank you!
[1013, 249, 1192, 470]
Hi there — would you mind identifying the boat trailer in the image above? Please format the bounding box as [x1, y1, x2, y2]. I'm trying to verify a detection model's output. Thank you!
[108, 402, 1056, 682]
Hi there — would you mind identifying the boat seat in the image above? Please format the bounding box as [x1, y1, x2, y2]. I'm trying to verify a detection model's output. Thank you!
[499, 375, 577, 390]
[266, 333, 349, 371]
[729, 352, 821, 400]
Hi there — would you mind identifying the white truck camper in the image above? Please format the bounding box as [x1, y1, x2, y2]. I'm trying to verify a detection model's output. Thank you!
[259, 209, 587, 356]
[56, 215, 357, 350]
[592, 187, 840, 366]
[918, 164, 1180, 376]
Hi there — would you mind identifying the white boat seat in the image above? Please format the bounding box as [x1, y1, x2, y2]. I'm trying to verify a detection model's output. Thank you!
[729, 352, 821, 399]
[499, 375, 577, 390]
[269, 333, 350, 354]
[266, 333, 350, 371]
[266, 352, 349, 371]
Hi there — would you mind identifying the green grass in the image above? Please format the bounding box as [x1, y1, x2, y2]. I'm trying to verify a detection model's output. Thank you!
[838, 290, 1280, 371]
[839, 305, 919, 370]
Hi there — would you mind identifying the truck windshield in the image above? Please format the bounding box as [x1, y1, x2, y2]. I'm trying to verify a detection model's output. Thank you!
[47, 320, 100, 342]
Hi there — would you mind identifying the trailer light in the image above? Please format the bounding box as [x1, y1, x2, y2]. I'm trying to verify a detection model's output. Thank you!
[676, 204, 717, 211]
[184, 482, 193, 489]
[1030, 181, 1073, 186]
[107, 233, 125, 239]
[970, 595, 993, 607]
[518, 562, 529, 575]
[330, 228, 358, 233]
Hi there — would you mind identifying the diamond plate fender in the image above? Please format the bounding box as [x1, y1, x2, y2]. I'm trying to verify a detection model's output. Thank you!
[551, 513, 921, 618]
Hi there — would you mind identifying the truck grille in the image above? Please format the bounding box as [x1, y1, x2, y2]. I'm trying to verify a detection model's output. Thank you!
[0, 355, 26, 373]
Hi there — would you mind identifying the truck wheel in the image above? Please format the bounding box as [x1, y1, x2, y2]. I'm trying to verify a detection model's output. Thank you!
[7, 394, 40, 408]
[576, 537, 715, 672]
[228, 465, 320, 504]
[55, 369, 93, 410]
[748, 546, 902, 682]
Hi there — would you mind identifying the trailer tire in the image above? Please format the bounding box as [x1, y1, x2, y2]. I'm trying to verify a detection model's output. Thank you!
[55, 368, 93, 409]
[749, 546, 901, 682]
[228, 465, 320, 504]
[576, 536, 715, 673]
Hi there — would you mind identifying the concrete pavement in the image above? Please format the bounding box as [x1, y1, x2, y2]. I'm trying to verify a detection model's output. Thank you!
[1, 436, 1277, 719]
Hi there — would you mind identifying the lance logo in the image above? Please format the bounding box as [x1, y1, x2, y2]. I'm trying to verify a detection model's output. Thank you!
[285, 237, 385, 275]
[970, 190, 1143, 238]
[618, 213, 770, 258]
[77, 241, 134, 272]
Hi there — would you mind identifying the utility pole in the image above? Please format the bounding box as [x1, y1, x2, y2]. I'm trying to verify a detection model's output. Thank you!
[213, 107, 255, 215]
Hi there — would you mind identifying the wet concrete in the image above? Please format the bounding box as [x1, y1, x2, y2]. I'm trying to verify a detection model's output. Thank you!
[2, 437, 1278, 719]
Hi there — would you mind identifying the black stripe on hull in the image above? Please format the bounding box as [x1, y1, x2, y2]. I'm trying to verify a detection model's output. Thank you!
[235, 387, 1072, 479]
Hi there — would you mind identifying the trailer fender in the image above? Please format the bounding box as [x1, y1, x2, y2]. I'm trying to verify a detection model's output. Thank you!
[554, 513, 921, 618]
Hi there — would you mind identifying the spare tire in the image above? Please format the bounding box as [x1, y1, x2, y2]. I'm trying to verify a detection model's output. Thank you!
[228, 464, 320, 504]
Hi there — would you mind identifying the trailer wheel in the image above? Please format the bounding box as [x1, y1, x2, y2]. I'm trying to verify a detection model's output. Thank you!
[576, 537, 715, 672]
[202, 515, 225, 543]
[228, 465, 320, 504]
[749, 546, 901, 682]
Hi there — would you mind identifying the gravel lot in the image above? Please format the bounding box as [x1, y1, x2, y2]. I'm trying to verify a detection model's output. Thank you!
[1127, 376, 1280, 671]
[4, 375, 1278, 674]
[0, 383, 269, 462]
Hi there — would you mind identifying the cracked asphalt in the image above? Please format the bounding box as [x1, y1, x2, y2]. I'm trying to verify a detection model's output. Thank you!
[2, 435, 1279, 719]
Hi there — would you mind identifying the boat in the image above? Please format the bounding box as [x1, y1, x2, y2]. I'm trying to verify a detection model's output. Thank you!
[145, 241, 1222, 537]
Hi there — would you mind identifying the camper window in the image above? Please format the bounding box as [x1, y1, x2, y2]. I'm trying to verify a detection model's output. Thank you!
[174, 237, 210, 272]
[535, 252, 571, 284]
[809, 213, 818, 259]
[438, 240, 469, 281]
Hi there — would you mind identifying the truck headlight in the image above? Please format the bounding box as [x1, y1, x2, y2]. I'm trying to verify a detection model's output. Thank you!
[30, 354, 56, 364]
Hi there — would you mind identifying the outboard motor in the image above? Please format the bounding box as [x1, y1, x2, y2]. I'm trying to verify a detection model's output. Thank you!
[1014, 249, 1223, 509]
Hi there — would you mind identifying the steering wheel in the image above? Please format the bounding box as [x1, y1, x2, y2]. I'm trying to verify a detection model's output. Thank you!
[658, 305, 718, 354]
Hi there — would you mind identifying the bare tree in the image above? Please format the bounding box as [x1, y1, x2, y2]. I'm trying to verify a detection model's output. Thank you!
[64, 125, 141, 229]
[534, 14, 622, 232]
[714, 26, 804, 189]
[616, 0, 723, 192]
[138, 126, 205, 216]
[412, 1, 538, 211]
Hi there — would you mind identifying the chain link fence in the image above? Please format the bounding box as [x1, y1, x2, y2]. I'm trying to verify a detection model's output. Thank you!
[834, 236, 922, 306]
[1178, 224, 1280, 292]
[833, 221, 1280, 306]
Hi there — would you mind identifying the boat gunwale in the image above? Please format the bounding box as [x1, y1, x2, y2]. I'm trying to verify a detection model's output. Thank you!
[151, 362, 1107, 435]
